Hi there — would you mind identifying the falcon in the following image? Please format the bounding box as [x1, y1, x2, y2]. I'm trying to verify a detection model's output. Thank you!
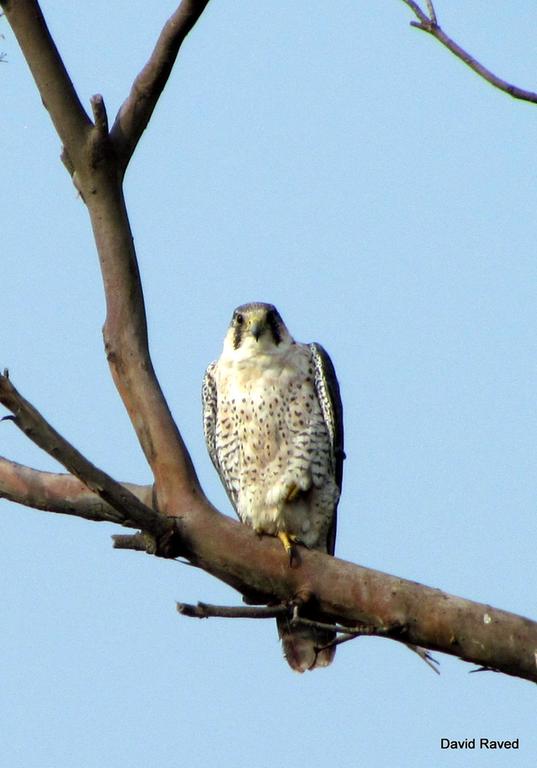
[202, 302, 344, 672]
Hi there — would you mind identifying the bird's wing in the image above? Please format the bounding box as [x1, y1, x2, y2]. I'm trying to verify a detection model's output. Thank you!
[309, 342, 345, 555]
[202, 361, 240, 513]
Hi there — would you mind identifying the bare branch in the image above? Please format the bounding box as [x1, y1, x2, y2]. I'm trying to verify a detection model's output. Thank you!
[0, 0, 92, 160]
[177, 600, 440, 674]
[0, 371, 168, 536]
[2, 368, 536, 682]
[3, 0, 537, 685]
[469, 665, 501, 675]
[186, 518, 537, 682]
[402, 0, 430, 25]
[290, 614, 373, 637]
[298, 614, 441, 673]
[90, 94, 109, 139]
[406, 644, 441, 674]
[425, 1, 437, 26]
[84, 167, 201, 514]
[111, 0, 212, 171]
[112, 532, 157, 552]
[0, 456, 152, 524]
[401, 1, 537, 103]
[1, 1, 208, 515]
[177, 602, 438, 674]
[177, 602, 289, 619]
[316, 632, 363, 651]
[177, 601, 376, 634]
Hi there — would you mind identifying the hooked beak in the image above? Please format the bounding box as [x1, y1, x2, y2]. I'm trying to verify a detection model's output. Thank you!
[250, 319, 264, 341]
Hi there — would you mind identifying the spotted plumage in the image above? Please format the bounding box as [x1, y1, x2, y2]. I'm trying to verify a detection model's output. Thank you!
[203, 302, 344, 671]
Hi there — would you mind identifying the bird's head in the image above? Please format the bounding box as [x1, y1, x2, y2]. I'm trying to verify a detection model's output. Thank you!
[222, 302, 293, 360]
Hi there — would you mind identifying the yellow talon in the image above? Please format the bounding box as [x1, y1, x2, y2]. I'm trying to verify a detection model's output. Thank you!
[277, 530, 293, 553]
[277, 531, 300, 566]
[285, 482, 301, 502]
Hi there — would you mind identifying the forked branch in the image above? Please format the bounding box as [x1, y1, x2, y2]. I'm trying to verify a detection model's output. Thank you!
[401, 1, 537, 104]
[0, 371, 167, 536]
[0, 0, 207, 517]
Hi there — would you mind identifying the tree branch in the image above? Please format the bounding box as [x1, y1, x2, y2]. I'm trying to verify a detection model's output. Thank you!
[176, 603, 445, 675]
[84, 174, 201, 516]
[0, 0, 209, 518]
[177, 602, 289, 619]
[112, 532, 160, 552]
[3, 0, 537, 685]
[0, 0, 92, 162]
[1, 371, 536, 682]
[0, 456, 152, 524]
[111, 0, 211, 172]
[172, 511, 537, 683]
[401, 1, 537, 104]
[0, 371, 168, 536]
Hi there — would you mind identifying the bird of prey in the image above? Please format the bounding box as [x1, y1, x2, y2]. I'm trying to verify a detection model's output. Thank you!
[202, 302, 344, 672]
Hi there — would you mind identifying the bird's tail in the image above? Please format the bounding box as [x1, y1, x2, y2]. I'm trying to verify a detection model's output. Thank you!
[277, 616, 335, 672]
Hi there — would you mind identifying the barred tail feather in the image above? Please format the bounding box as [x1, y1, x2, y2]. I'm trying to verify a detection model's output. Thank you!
[277, 616, 336, 672]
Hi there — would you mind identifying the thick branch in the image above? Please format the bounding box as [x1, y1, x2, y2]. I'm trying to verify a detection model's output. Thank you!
[0, 457, 152, 524]
[2, 372, 536, 682]
[85, 179, 201, 515]
[111, 0, 211, 171]
[0, 372, 167, 536]
[401, 1, 537, 103]
[172, 509, 537, 683]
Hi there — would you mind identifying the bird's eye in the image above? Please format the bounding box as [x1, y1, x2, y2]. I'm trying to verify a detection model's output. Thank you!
[235, 313, 244, 325]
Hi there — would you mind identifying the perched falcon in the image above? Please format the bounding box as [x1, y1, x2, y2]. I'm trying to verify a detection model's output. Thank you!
[202, 302, 344, 672]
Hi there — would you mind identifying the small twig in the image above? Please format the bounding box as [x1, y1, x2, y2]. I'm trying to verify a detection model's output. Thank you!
[90, 94, 109, 138]
[290, 612, 370, 637]
[401, 1, 537, 104]
[425, 0, 437, 26]
[407, 644, 441, 674]
[401, 0, 429, 25]
[177, 601, 288, 619]
[178, 600, 402, 637]
[181, 601, 394, 640]
[112, 532, 157, 552]
[299, 613, 440, 673]
[316, 632, 366, 652]
[179, 599, 441, 674]
[469, 665, 501, 675]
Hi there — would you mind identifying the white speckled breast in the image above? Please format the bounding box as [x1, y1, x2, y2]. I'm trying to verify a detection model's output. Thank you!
[212, 342, 338, 550]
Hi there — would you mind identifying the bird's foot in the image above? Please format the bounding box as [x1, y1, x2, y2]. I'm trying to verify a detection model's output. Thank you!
[265, 477, 309, 508]
[277, 530, 300, 567]
[285, 482, 301, 502]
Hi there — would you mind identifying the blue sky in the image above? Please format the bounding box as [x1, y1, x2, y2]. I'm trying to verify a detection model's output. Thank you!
[1, 2, 536, 766]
